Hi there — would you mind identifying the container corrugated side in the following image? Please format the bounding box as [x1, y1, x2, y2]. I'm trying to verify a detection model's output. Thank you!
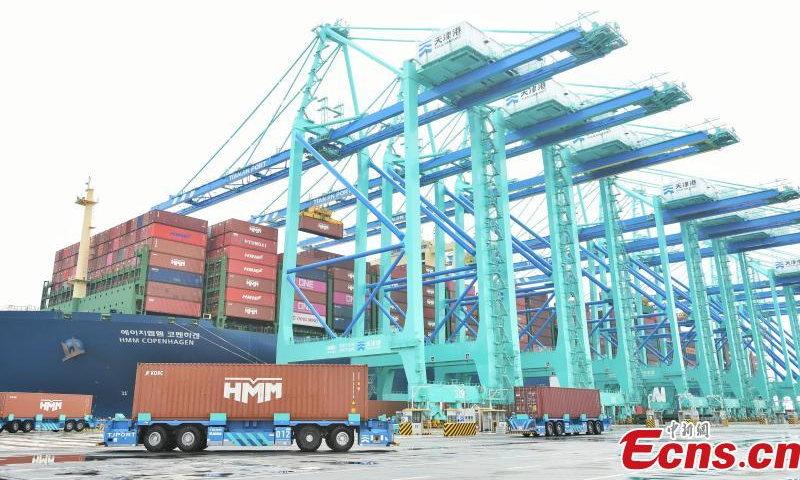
[0, 392, 92, 418]
[514, 386, 601, 418]
[132, 363, 367, 421]
[210, 219, 279, 241]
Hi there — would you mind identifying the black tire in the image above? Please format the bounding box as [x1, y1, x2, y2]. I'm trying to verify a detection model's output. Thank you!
[22, 420, 35, 433]
[555, 421, 565, 436]
[64, 420, 75, 432]
[165, 437, 178, 451]
[595, 420, 604, 434]
[586, 420, 595, 435]
[295, 425, 322, 452]
[75, 420, 86, 432]
[176, 425, 203, 452]
[6, 421, 20, 434]
[325, 426, 354, 452]
[143, 426, 169, 453]
[544, 421, 554, 437]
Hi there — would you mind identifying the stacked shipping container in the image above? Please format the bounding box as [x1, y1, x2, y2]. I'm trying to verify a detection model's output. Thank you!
[49, 210, 208, 317]
[205, 219, 279, 323]
[286, 249, 335, 330]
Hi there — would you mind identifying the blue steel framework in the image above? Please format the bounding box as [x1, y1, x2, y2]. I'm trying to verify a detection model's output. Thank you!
[154, 20, 800, 419]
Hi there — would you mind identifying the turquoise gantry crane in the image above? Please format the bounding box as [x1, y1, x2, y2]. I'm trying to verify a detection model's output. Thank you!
[153, 16, 800, 421]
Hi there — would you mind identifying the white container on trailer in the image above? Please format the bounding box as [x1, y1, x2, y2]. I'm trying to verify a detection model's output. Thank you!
[661, 178, 719, 205]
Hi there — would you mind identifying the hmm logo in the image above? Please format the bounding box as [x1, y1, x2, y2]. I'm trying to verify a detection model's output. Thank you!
[248, 226, 262, 234]
[40, 399, 63, 412]
[223, 377, 282, 404]
[170, 258, 187, 267]
[245, 279, 261, 288]
[317, 222, 330, 231]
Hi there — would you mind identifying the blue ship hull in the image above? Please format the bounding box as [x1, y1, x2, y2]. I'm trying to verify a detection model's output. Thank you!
[0, 311, 276, 417]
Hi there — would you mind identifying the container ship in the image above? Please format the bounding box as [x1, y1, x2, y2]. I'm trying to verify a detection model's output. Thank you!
[0, 184, 371, 417]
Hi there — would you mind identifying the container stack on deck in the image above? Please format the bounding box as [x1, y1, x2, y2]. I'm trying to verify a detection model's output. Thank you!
[284, 249, 333, 331]
[204, 219, 279, 325]
[48, 211, 208, 316]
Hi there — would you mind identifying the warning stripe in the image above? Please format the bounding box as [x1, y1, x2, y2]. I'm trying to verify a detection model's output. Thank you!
[443, 422, 477, 437]
[397, 422, 413, 436]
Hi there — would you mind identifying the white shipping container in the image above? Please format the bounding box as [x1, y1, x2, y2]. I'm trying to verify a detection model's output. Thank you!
[292, 312, 324, 328]
[503, 80, 579, 116]
[775, 259, 800, 276]
[417, 22, 499, 66]
[661, 178, 718, 203]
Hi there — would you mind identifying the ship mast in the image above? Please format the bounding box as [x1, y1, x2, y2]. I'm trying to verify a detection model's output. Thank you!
[71, 178, 97, 300]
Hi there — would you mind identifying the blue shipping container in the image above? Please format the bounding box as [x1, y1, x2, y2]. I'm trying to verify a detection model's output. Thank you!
[148, 266, 202, 288]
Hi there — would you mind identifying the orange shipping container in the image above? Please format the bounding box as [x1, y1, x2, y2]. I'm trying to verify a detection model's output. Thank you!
[132, 363, 368, 421]
[0, 392, 92, 418]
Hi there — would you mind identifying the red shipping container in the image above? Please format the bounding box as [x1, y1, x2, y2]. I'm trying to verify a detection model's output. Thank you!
[144, 296, 201, 317]
[221, 302, 275, 322]
[146, 237, 205, 260]
[225, 274, 276, 293]
[329, 266, 355, 281]
[295, 277, 326, 294]
[294, 301, 327, 317]
[513, 386, 601, 418]
[294, 289, 326, 305]
[209, 232, 277, 253]
[145, 282, 202, 303]
[332, 278, 354, 293]
[141, 210, 208, 233]
[148, 252, 205, 275]
[208, 246, 277, 267]
[0, 392, 92, 419]
[131, 363, 367, 421]
[147, 224, 208, 248]
[298, 215, 344, 239]
[225, 288, 276, 307]
[210, 218, 278, 241]
[227, 260, 277, 280]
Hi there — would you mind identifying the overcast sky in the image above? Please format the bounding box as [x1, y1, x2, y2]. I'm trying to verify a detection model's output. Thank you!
[2, 1, 798, 306]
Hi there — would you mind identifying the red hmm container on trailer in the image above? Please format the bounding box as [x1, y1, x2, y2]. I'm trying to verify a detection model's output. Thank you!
[0, 392, 92, 418]
[208, 246, 278, 267]
[131, 363, 368, 421]
[513, 386, 602, 418]
[144, 296, 201, 318]
[210, 219, 279, 241]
